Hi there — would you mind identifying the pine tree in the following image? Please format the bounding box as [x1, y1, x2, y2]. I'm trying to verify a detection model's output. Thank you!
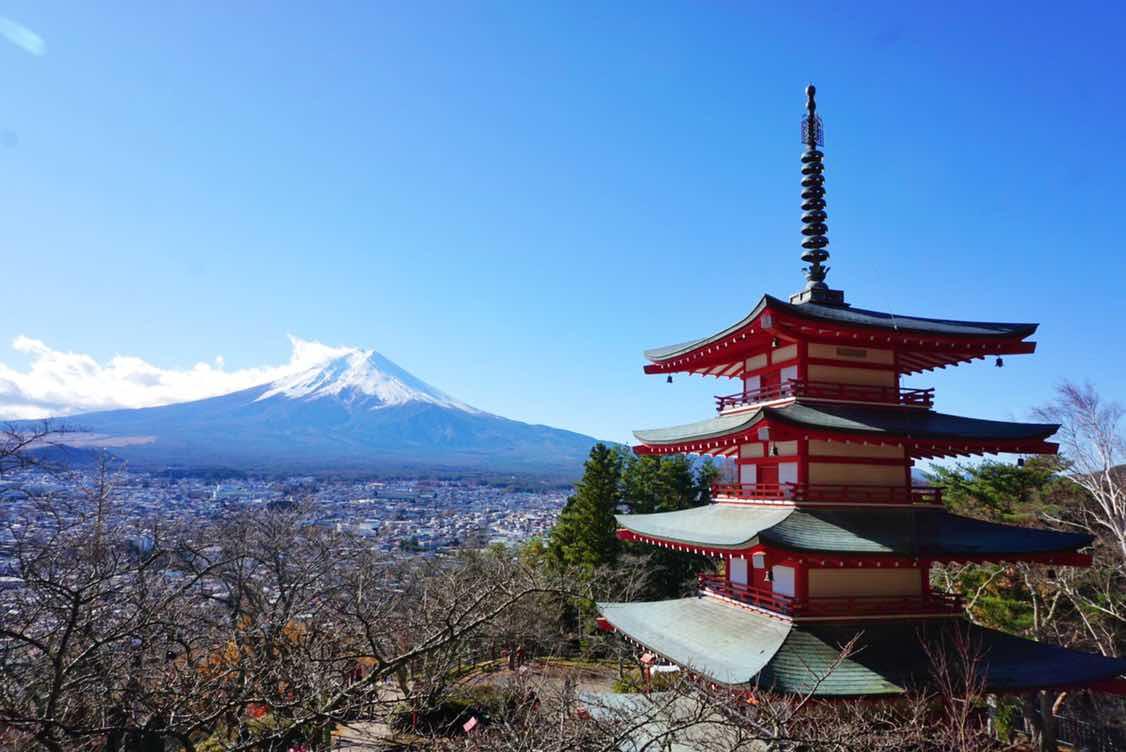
[548, 443, 623, 570]
[619, 452, 715, 598]
[621, 454, 662, 514]
[695, 457, 721, 505]
[654, 454, 698, 511]
[622, 453, 716, 513]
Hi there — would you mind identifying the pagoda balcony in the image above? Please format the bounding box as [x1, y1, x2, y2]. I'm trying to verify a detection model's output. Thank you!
[715, 380, 934, 412]
[697, 574, 964, 618]
[712, 482, 943, 506]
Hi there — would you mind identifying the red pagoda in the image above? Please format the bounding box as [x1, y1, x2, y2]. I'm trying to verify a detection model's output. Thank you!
[597, 85, 1126, 698]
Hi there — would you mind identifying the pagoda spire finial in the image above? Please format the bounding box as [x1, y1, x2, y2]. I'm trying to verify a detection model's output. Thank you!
[791, 83, 845, 306]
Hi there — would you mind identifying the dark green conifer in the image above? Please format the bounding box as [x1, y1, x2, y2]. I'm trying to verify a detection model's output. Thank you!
[548, 443, 623, 570]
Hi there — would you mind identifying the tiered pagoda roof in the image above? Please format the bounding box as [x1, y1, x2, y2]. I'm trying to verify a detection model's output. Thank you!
[614, 505, 1093, 564]
[633, 402, 1059, 458]
[596, 83, 1126, 699]
[599, 599, 1126, 697]
[643, 295, 1038, 377]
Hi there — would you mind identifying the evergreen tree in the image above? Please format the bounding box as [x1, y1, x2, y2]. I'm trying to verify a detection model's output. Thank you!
[622, 453, 716, 513]
[621, 454, 662, 514]
[654, 454, 698, 511]
[926, 458, 1076, 636]
[548, 447, 726, 596]
[620, 452, 715, 598]
[928, 457, 1066, 524]
[548, 443, 623, 570]
[695, 457, 721, 505]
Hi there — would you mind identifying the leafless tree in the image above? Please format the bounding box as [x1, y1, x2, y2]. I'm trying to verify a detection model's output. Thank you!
[430, 628, 1016, 752]
[0, 420, 67, 479]
[1, 472, 589, 751]
[1035, 381, 1126, 566]
[0, 454, 223, 751]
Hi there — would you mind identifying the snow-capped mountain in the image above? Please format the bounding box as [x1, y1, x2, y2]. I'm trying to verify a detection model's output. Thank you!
[53, 349, 600, 475]
[256, 349, 478, 413]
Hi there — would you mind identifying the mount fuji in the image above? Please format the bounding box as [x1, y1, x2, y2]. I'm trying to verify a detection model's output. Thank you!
[53, 349, 601, 475]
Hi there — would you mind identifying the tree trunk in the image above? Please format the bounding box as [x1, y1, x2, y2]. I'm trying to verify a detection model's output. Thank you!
[1024, 691, 1058, 752]
[1037, 690, 1057, 752]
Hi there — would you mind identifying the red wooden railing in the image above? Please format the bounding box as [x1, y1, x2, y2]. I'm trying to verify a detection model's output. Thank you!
[698, 574, 963, 617]
[715, 380, 934, 411]
[711, 482, 942, 505]
[697, 574, 798, 613]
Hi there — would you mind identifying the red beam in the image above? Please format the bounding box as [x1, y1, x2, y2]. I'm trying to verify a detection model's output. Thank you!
[1088, 678, 1126, 695]
[635, 431, 1058, 459]
[618, 529, 1092, 567]
[806, 357, 897, 372]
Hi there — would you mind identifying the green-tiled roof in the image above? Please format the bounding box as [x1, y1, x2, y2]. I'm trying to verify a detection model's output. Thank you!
[774, 403, 1058, 442]
[598, 599, 1126, 696]
[597, 598, 790, 686]
[760, 623, 910, 696]
[615, 505, 792, 549]
[644, 295, 1038, 362]
[632, 402, 1058, 446]
[643, 298, 771, 362]
[632, 412, 758, 445]
[617, 505, 1092, 556]
[765, 620, 1126, 696]
[767, 508, 1093, 556]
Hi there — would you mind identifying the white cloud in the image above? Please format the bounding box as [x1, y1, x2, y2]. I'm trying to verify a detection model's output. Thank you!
[0, 335, 358, 420]
[0, 17, 46, 56]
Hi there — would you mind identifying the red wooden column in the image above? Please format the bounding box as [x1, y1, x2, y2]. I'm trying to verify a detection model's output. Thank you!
[920, 559, 932, 595]
[891, 348, 902, 392]
[903, 445, 913, 490]
[797, 435, 809, 489]
[794, 558, 810, 603]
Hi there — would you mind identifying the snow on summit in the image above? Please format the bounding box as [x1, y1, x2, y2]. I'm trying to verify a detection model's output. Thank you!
[256, 348, 479, 412]
[18, 337, 598, 472]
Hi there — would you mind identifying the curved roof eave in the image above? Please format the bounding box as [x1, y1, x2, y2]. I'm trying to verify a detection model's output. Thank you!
[643, 297, 771, 362]
[616, 505, 793, 549]
[642, 294, 1039, 364]
[597, 598, 791, 686]
[767, 403, 1060, 442]
[763, 508, 1093, 556]
[598, 599, 1126, 696]
[632, 409, 764, 446]
[632, 402, 1059, 448]
[617, 505, 1092, 557]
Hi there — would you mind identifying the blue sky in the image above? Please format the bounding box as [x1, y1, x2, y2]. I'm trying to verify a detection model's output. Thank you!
[0, 1, 1123, 443]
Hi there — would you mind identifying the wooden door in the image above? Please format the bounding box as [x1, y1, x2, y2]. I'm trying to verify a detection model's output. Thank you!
[758, 463, 779, 491]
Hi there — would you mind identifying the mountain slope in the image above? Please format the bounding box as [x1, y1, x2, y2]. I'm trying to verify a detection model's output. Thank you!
[56, 350, 600, 474]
